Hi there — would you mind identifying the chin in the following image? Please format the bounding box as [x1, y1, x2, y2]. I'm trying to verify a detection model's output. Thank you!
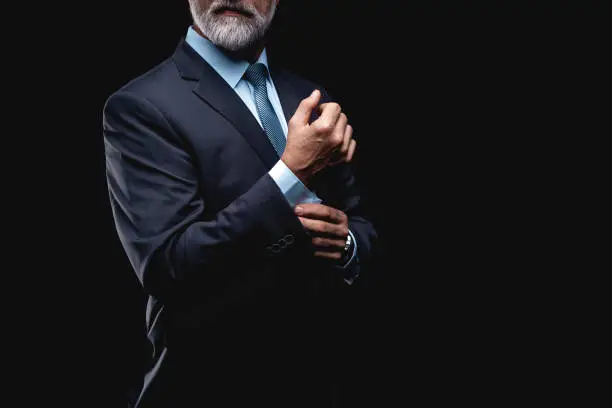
[206, 23, 260, 51]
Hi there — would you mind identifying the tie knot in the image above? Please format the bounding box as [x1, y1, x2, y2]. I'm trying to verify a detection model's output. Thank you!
[244, 63, 269, 88]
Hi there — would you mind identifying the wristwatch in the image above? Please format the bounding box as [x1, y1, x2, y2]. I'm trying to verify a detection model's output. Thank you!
[340, 233, 353, 264]
[343, 233, 352, 253]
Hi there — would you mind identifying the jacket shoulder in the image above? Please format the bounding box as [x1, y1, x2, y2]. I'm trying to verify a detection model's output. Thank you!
[103, 57, 180, 111]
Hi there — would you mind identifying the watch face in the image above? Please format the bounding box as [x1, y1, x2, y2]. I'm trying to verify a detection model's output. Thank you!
[344, 235, 352, 253]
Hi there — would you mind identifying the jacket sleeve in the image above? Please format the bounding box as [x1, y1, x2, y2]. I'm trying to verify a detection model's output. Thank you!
[103, 91, 310, 301]
[310, 88, 379, 285]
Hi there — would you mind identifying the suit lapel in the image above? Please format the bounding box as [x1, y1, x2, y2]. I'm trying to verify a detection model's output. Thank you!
[173, 40, 280, 169]
[270, 68, 302, 127]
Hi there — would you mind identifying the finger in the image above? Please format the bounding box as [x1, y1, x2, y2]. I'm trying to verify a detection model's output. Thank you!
[313, 250, 343, 260]
[295, 204, 348, 225]
[311, 236, 346, 250]
[290, 89, 321, 126]
[297, 217, 348, 239]
[341, 124, 353, 154]
[313, 103, 341, 133]
[345, 139, 357, 162]
[326, 123, 352, 166]
[333, 113, 348, 148]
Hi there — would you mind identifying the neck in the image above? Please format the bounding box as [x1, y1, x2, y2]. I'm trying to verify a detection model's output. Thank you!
[192, 24, 266, 64]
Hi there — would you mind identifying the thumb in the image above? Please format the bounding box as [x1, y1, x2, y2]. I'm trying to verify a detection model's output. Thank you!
[291, 89, 321, 126]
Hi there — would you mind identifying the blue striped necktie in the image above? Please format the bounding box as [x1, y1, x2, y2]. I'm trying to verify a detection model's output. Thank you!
[243, 63, 286, 156]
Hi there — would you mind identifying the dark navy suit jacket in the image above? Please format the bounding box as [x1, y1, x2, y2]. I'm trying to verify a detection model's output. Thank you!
[103, 39, 377, 407]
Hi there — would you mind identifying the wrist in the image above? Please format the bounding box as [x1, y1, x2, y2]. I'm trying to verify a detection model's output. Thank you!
[281, 155, 311, 185]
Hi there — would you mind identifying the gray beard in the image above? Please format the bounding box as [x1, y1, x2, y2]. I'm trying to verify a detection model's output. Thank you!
[190, 1, 276, 51]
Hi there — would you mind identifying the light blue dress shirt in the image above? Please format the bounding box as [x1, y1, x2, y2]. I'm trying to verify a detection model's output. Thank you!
[185, 27, 358, 280]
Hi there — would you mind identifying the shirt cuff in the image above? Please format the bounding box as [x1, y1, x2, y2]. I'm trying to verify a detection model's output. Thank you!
[269, 160, 321, 207]
[269, 161, 358, 285]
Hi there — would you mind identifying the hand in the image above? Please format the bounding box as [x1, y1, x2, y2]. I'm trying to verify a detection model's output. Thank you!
[281, 90, 355, 184]
[294, 203, 349, 262]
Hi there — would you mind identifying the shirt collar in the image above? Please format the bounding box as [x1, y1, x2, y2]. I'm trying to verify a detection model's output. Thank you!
[185, 26, 270, 89]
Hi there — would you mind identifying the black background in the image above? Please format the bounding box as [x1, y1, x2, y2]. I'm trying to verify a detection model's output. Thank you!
[32, 1, 602, 406]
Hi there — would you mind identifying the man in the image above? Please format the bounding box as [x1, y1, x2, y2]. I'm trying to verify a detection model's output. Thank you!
[103, 0, 378, 406]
